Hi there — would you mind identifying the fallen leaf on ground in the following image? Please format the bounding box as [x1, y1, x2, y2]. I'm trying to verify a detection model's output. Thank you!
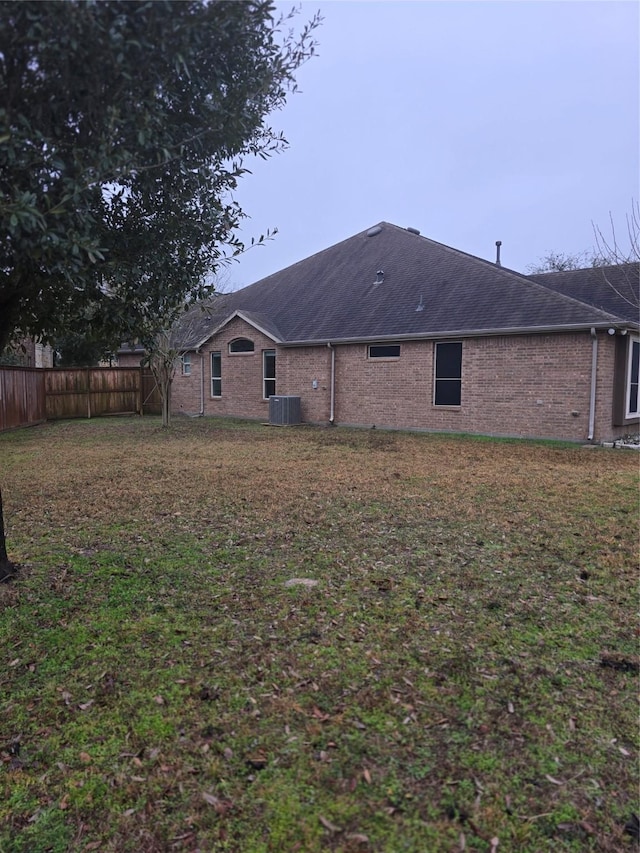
[319, 815, 342, 833]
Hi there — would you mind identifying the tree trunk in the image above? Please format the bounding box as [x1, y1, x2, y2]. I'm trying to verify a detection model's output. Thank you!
[161, 378, 171, 428]
[0, 488, 18, 583]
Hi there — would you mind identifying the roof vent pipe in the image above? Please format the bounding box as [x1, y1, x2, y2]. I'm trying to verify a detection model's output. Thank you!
[495, 240, 502, 266]
[374, 270, 385, 285]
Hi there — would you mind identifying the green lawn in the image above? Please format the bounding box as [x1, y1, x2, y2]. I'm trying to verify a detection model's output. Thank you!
[1, 417, 638, 852]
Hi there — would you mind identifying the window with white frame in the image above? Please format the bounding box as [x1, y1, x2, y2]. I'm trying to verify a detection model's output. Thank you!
[181, 353, 191, 376]
[434, 341, 462, 406]
[263, 349, 276, 399]
[626, 336, 640, 418]
[211, 351, 221, 397]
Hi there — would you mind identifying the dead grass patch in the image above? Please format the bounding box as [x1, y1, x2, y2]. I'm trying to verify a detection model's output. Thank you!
[1, 417, 638, 852]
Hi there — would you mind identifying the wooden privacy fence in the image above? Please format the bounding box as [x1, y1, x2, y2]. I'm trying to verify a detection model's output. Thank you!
[0, 366, 46, 431]
[0, 367, 161, 431]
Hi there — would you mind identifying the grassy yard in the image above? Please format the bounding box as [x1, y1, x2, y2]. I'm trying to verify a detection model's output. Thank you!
[0, 417, 638, 853]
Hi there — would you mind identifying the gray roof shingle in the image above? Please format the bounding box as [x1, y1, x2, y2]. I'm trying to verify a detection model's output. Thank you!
[530, 263, 639, 323]
[175, 223, 637, 348]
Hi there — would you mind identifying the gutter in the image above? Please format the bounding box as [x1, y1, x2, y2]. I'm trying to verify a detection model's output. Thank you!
[588, 328, 598, 441]
[328, 342, 335, 424]
[198, 350, 204, 416]
[280, 322, 634, 348]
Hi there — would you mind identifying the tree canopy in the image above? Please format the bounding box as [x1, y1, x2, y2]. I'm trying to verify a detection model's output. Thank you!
[0, 0, 319, 352]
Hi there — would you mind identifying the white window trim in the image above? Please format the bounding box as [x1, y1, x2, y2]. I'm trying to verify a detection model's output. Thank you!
[625, 334, 640, 419]
[211, 351, 222, 398]
[263, 349, 276, 400]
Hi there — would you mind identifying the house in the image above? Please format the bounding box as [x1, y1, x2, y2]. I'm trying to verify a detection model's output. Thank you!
[171, 222, 639, 442]
[116, 342, 147, 367]
[0, 337, 54, 367]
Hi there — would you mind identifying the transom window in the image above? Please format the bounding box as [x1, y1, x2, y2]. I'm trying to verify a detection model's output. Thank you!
[369, 344, 401, 359]
[211, 351, 221, 397]
[434, 341, 462, 406]
[263, 349, 276, 399]
[229, 338, 254, 354]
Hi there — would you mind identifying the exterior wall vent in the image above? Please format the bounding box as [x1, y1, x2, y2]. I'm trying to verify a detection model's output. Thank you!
[269, 395, 301, 425]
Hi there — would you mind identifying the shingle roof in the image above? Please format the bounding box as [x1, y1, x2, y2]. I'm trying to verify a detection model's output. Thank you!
[529, 263, 639, 323]
[175, 223, 637, 348]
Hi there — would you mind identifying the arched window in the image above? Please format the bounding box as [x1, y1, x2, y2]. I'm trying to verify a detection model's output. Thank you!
[229, 338, 254, 354]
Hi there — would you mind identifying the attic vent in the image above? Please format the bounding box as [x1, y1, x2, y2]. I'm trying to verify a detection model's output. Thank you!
[406, 226, 420, 235]
[374, 269, 385, 285]
[367, 225, 382, 237]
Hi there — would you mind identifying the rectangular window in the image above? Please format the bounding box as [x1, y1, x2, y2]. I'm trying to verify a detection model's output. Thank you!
[211, 351, 221, 397]
[368, 344, 400, 359]
[263, 349, 276, 399]
[181, 353, 191, 376]
[434, 341, 462, 406]
[627, 337, 640, 418]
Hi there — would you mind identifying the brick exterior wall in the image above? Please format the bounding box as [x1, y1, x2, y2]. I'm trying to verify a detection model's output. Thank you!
[170, 319, 639, 441]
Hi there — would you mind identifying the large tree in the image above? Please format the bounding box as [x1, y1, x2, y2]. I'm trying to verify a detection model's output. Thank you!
[0, 0, 319, 576]
[0, 0, 319, 351]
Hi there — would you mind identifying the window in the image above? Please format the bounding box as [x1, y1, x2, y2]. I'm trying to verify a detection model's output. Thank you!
[434, 341, 462, 406]
[263, 349, 276, 399]
[229, 338, 254, 354]
[627, 336, 640, 418]
[368, 344, 401, 359]
[211, 351, 221, 397]
[181, 354, 191, 376]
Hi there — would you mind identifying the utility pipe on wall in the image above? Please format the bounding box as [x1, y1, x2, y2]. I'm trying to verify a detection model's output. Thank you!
[327, 342, 335, 424]
[199, 351, 205, 416]
[588, 328, 598, 441]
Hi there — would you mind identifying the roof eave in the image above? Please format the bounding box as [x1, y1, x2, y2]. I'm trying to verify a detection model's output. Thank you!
[280, 321, 639, 347]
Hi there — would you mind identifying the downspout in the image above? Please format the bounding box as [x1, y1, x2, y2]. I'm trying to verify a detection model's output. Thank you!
[588, 328, 597, 441]
[327, 342, 335, 424]
[199, 351, 204, 416]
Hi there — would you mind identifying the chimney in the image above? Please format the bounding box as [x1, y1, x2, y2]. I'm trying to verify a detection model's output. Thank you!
[495, 240, 502, 266]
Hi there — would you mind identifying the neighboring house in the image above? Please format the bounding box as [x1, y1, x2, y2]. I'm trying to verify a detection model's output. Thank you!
[171, 222, 639, 442]
[116, 342, 147, 367]
[1, 337, 54, 367]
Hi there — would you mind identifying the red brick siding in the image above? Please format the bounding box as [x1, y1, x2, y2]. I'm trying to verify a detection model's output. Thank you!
[172, 317, 279, 420]
[171, 322, 638, 441]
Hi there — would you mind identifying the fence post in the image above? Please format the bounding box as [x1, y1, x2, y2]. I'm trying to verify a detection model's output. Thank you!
[139, 367, 143, 416]
[87, 368, 91, 419]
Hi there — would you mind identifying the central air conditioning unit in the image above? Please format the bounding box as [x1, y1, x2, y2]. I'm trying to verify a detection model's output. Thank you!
[269, 395, 301, 426]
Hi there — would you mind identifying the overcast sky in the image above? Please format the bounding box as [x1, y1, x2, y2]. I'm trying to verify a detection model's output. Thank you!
[225, 0, 639, 290]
